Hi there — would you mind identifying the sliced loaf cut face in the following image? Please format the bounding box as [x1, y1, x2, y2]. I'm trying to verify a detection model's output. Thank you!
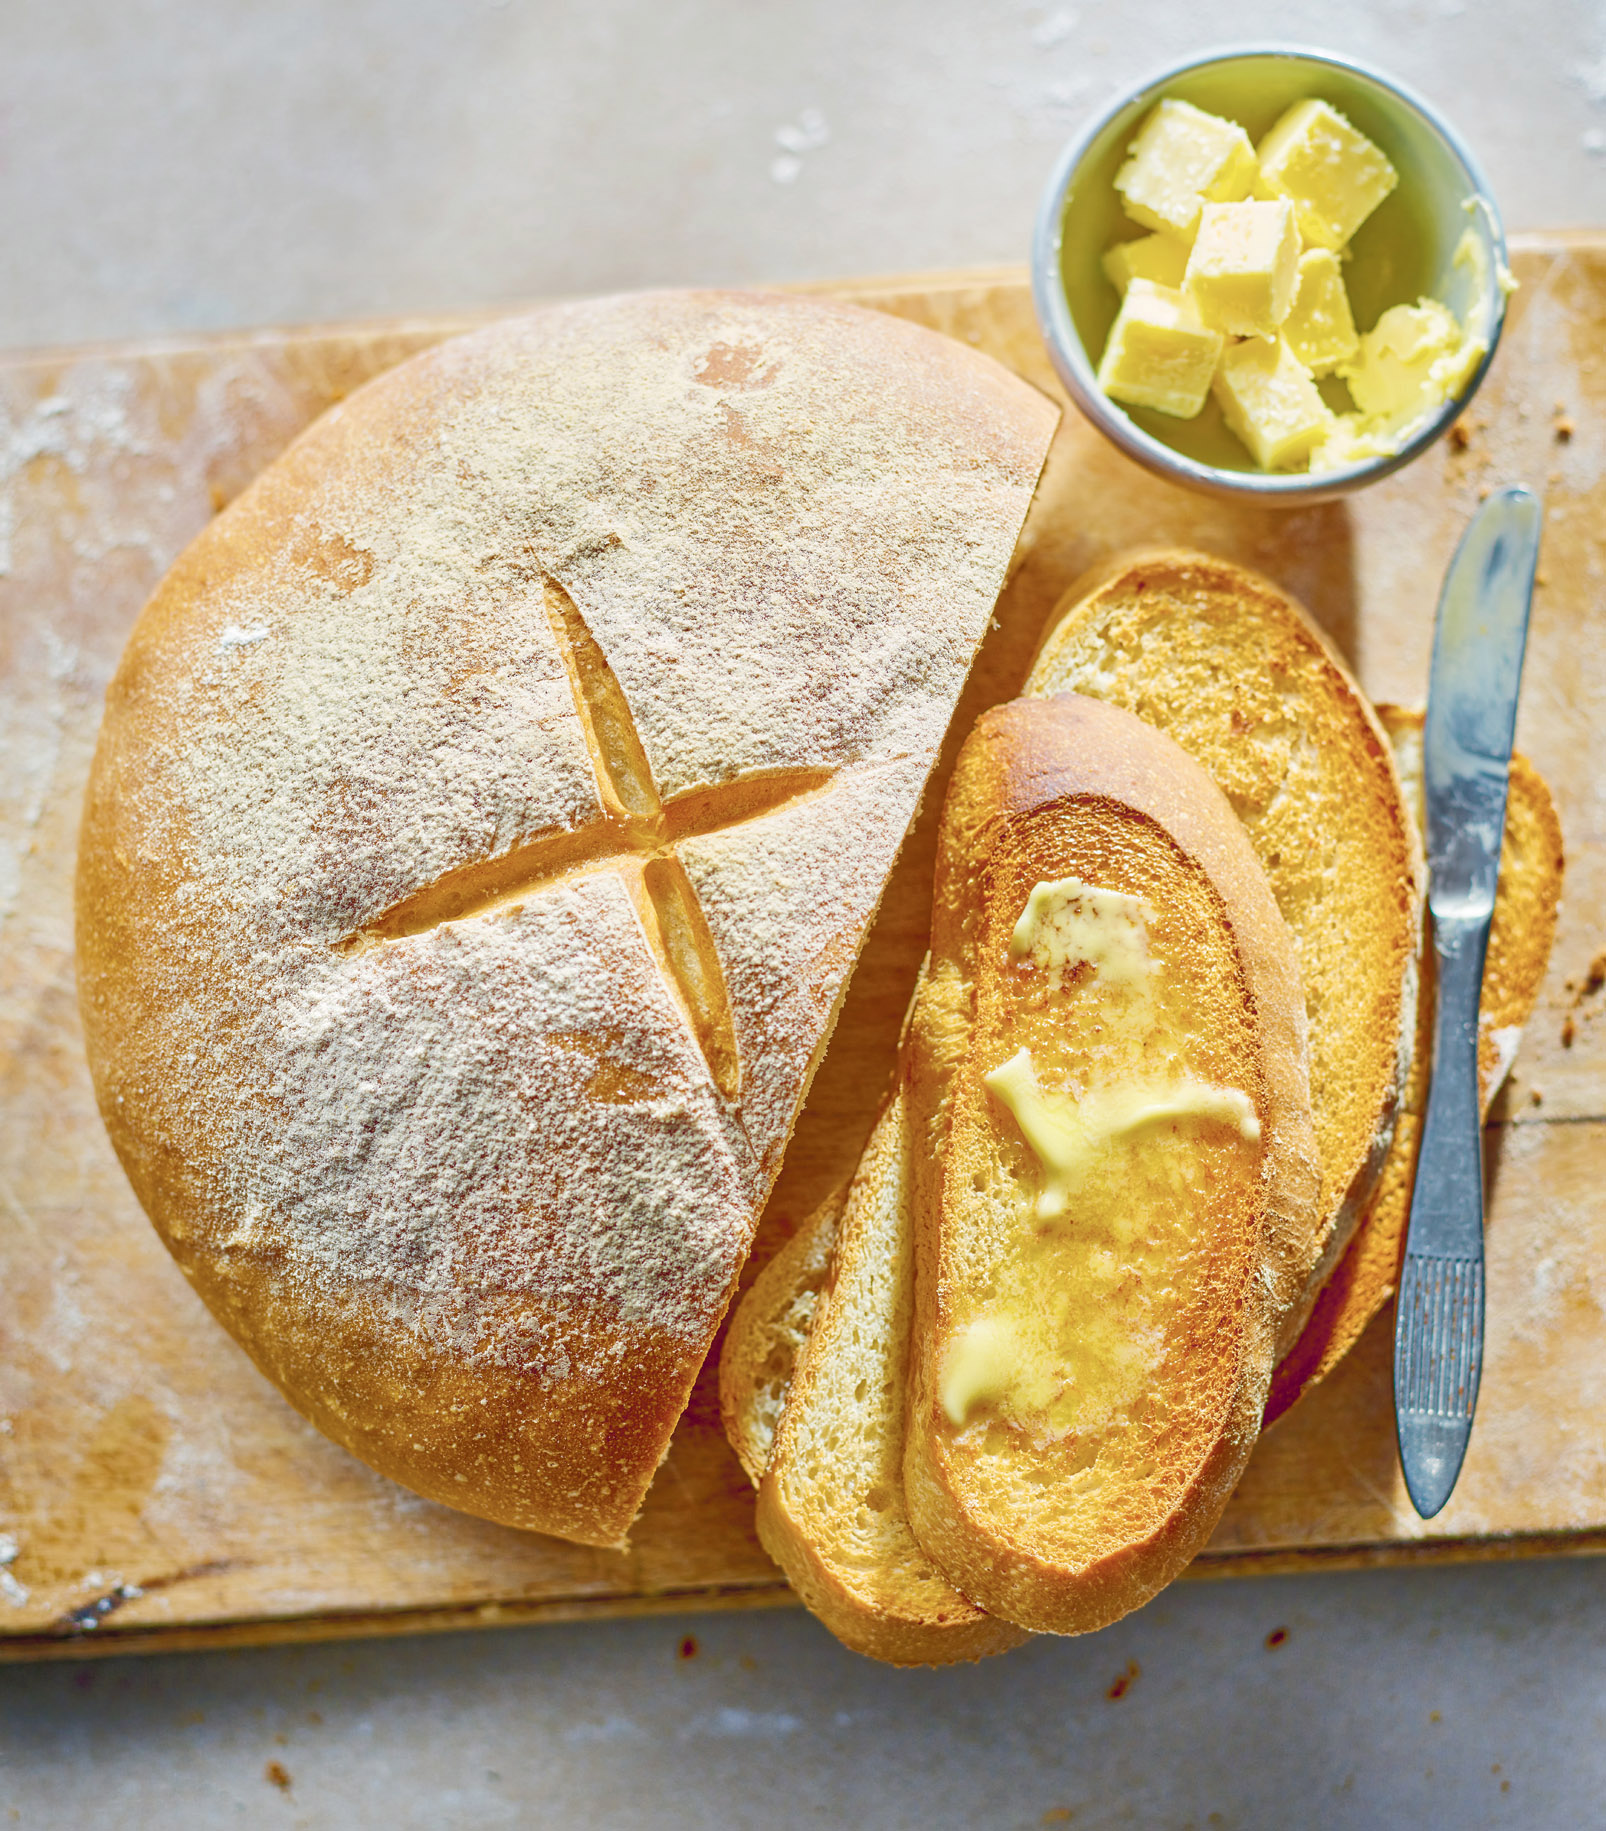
[719, 1182, 846, 1488]
[1026, 550, 1421, 1352]
[752, 1094, 1025, 1667]
[1265, 707, 1563, 1422]
[76, 290, 1059, 1548]
[904, 694, 1318, 1637]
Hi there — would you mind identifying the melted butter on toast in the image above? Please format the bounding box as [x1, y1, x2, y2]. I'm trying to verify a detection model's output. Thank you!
[940, 875, 1261, 1437]
[1008, 875, 1155, 994]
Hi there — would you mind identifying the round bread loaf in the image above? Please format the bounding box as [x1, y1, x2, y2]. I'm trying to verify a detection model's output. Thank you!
[76, 289, 1057, 1547]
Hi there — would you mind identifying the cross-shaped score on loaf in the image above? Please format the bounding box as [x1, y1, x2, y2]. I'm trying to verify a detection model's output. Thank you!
[337, 577, 834, 1101]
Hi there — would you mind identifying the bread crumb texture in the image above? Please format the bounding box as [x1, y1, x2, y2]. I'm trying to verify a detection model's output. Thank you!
[76, 289, 1056, 1545]
[754, 1095, 1023, 1664]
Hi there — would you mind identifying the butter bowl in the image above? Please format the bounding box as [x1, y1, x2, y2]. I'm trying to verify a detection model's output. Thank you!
[1031, 45, 1510, 503]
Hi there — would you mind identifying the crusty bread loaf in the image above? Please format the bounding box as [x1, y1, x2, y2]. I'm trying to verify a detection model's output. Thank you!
[1026, 551, 1421, 1352]
[76, 289, 1057, 1548]
[743, 1094, 1025, 1665]
[1265, 706, 1563, 1421]
[902, 694, 1318, 1636]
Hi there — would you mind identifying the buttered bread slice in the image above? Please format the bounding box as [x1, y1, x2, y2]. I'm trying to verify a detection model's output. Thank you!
[77, 290, 1057, 1548]
[1027, 551, 1420, 1351]
[903, 695, 1318, 1636]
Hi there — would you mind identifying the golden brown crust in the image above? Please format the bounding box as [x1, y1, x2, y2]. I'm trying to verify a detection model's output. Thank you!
[1026, 550, 1421, 1353]
[1264, 710, 1564, 1422]
[902, 694, 1318, 1635]
[76, 289, 1058, 1547]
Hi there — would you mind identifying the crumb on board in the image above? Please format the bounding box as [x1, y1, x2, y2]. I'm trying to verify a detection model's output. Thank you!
[1449, 419, 1471, 450]
[264, 1761, 291, 1792]
[1562, 1016, 1576, 1048]
[1531, 1086, 1544, 1107]
[1266, 1626, 1289, 1649]
[1106, 1659, 1140, 1700]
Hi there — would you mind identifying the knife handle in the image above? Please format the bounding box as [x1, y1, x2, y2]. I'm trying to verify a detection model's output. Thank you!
[1394, 909, 1491, 1519]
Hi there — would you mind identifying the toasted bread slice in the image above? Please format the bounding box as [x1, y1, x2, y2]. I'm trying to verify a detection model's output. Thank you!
[1026, 552, 1421, 1353]
[743, 1094, 1025, 1666]
[719, 1183, 846, 1488]
[1265, 706, 1563, 1421]
[903, 694, 1318, 1636]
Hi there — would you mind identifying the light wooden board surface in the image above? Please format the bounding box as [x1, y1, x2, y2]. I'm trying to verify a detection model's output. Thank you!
[2, 240, 1604, 1662]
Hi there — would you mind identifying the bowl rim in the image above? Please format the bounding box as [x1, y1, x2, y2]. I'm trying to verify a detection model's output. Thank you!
[1030, 42, 1510, 503]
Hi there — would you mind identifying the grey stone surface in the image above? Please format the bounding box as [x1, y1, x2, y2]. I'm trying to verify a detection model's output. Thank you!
[4, 1562, 1604, 1827]
[4, 1, 1606, 1824]
[4, 0, 1605, 351]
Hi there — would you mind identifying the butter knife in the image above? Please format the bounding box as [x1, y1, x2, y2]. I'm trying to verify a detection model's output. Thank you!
[1394, 484, 1542, 1520]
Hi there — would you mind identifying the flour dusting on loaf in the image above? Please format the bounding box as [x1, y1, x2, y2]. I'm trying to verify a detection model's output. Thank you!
[77, 289, 1057, 1545]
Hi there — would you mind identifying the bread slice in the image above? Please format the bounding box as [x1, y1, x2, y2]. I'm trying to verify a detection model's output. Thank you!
[723, 1103, 1020, 1665]
[719, 1181, 846, 1488]
[902, 694, 1319, 1636]
[1265, 706, 1563, 1421]
[1026, 551, 1421, 1352]
[76, 289, 1058, 1547]
[740, 1094, 1026, 1665]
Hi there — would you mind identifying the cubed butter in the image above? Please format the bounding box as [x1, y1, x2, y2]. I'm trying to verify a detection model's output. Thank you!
[1183, 199, 1301, 338]
[1341, 298, 1484, 423]
[1114, 99, 1258, 239]
[1102, 231, 1191, 295]
[1213, 336, 1335, 469]
[1308, 413, 1390, 475]
[1255, 99, 1398, 251]
[1096, 280, 1224, 419]
[1281, 247, 1359, 375]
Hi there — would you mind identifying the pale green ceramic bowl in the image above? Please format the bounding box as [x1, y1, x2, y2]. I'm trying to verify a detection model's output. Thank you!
[1031, 46, 1509, 504]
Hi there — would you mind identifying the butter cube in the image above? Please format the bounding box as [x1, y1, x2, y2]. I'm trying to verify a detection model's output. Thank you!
[1102, 231, 1191, 295]
[1255, 99, 1398, 250]
[1308, 413, 1389, 475]
[1213, 336, 1335, 469]
[1183, 200, 1301, 338]
[1342, 298, 1483, 424]
[1115, 100, 1259, 240]
[1097, 281, 1224, 419]
[1281, 247, 1360, 375]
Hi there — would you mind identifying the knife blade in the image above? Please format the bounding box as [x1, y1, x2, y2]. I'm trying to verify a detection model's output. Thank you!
[1394, 484, 1542, 1520]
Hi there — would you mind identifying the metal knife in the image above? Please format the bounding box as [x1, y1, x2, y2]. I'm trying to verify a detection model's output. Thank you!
[1395, 484, 1542, 1520]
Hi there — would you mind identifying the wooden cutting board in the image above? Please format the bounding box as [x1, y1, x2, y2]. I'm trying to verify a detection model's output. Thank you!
[4, 238, 1605, 1662]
